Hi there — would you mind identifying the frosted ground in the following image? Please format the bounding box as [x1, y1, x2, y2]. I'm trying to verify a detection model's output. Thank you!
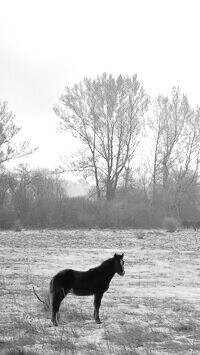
[0, 229, 200, 354]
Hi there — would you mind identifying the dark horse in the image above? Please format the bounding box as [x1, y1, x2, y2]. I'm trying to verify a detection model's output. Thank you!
[33, 253, 125, 326]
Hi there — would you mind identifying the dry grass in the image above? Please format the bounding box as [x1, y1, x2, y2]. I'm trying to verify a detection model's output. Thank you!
[1, 229, 200, 354]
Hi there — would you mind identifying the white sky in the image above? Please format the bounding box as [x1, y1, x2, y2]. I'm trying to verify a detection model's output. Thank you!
[0, 0, 200, 170]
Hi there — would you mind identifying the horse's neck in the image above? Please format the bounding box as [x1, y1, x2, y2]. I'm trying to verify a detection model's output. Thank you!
[99, 259, 115, 282]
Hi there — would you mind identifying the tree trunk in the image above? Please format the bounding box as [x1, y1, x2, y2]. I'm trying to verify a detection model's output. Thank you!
[94, 166, 101, 199]
[106, 178, 115, 200]
[152, 133, 160, 205]
[162, 159, 169, 188]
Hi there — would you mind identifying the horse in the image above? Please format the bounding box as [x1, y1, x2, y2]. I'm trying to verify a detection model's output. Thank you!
[33, 253, 125, 326]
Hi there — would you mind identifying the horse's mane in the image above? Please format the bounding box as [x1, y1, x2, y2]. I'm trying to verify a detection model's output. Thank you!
[92, 257, 114, 272]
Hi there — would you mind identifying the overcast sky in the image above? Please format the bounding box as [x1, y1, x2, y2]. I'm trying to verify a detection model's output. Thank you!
[0, 0, 200, 170]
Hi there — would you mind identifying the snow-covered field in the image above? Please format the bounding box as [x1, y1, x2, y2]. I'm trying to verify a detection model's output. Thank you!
[0, 229, 200, 354]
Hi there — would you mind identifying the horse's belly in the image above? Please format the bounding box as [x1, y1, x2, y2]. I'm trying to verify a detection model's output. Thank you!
[71, 288, 94, 296]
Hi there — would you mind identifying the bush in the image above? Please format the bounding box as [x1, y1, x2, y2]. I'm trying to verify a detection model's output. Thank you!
[0, 208, 16, 230]
[163, 217, 179, 232]
[13, 219, 22, 232]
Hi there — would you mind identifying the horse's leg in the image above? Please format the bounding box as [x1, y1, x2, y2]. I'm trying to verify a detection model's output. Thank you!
[51, 294, 63, 326]
[51, 288, 66, 326]
[94, 293, 103, 324]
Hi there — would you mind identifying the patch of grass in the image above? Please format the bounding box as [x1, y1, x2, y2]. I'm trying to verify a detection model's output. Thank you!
[103, 322, 150, 349]
[62, 304, 91, 324]
[136, 232, 145, 240]
[85, 342, 102, 353]
[3, 349, 38, 355]
[32, 286, 50, 312]
[15, 318, 39, 334]
[48, 334, 77, 354]
[173, 321, 194, 332]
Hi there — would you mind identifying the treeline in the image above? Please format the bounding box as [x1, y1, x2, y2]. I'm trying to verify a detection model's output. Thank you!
[1, 75, 200, 230]
[0, 165, 199, 230]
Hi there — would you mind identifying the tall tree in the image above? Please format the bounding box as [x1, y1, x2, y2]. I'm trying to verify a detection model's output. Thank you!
[54, 73, 149, 200]
[0, 100, 36, 167]
[150, 87, 200, 208]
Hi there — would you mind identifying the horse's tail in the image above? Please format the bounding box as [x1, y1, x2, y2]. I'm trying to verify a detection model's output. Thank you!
[32, 285, 50, 310]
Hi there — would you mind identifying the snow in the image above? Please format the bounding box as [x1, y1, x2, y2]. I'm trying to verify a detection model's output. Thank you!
[1, 228, 200, 354]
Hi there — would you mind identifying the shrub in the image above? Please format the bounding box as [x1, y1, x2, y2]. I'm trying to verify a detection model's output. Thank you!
[13, 219, 22, 232]
[131, 202, 165, 229]
[0, 208, 15, 230]
[163, 217, 179, 232]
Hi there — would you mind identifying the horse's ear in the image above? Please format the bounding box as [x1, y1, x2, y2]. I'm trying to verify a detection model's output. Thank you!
[122, 253, 124, 258]
[114, 253, 117, 258]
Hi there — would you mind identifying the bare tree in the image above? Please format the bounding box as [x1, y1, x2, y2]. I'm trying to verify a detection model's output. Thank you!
[54, 73, 149, 200]
[150, 87, 200, 209]
[0, 171, 16, 207]
[0, 100, 37, 167]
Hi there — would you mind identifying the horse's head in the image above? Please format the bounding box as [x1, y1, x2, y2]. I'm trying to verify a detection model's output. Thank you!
[114, 253, 125, 276]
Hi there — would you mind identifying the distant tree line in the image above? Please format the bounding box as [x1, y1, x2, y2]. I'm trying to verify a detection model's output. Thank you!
[0, 164, 199, 230]
[1, 74, 200, 229]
